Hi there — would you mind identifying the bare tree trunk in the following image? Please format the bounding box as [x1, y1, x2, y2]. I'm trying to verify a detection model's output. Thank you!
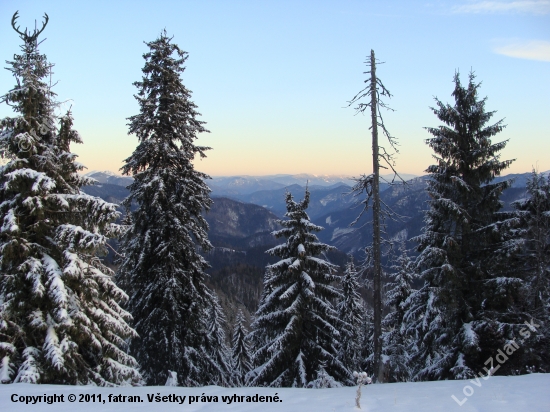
[369, 49, 383, 383]
[348, 49, 400, 384]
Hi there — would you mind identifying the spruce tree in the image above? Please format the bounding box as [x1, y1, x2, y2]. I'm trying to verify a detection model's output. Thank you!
[406, 71, 516, 380]
[504, 170, 550, 372]
[336, 256, 364, 375]
[381, 242, 413, 382]
[206, 294, 233, 387]
[231, 309, 252, 386]
[247, 266, 274, 361]
[512, 171, 550, 319]
[118, 30, 223, 386]
[360, 301, 375, 373]
[247, 188, 350, 387]
[0, 13, 140, 385]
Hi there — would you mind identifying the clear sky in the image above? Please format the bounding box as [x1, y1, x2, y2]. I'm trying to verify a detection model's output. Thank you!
[0, 0, 548, 177]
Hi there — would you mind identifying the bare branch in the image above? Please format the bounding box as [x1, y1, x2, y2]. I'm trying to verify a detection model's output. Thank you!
[347, 174, 374, 227]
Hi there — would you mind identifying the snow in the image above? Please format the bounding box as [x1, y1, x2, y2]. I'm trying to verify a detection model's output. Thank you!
[1, 374, 549, 411]
[3, 168, 56, 193]
[1, 209, 19, 233]
[319, 193, 338, 206]
[331, 227, 356, 241]
[43, 325, 64, 371]
[0, 356, 13, 383]
[165, 371, 178, 387]
[83, 170, 121, 177]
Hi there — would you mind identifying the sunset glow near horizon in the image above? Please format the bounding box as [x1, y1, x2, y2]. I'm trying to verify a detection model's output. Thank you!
[0, 0, 548, 177]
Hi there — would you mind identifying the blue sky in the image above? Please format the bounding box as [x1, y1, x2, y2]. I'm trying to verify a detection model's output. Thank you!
[0, 0, 548, 176]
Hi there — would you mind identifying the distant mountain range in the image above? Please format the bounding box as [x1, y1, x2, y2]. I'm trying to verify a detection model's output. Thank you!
[83, 171, 419, 197]
[81, 170, 546, 316]
[209, 173, 419, 196]
[82, 170, 545, 256]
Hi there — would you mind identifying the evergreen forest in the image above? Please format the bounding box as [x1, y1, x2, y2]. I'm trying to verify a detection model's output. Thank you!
[0, 12, 548, 388]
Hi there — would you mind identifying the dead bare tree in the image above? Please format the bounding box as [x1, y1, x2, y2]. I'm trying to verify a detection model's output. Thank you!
[347, 49, 404, 383]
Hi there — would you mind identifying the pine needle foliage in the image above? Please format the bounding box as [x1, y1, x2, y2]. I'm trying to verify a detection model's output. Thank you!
[336, 256, 364, 375]
[118, 31, 224, 386]
[206, 294, 234, 386]
[405, 71, 517, 380]
[0, 16, 140, 385]
[381, 243, 413, 382]
[512, 171, 550, 319]
[502, 170, 550, 372]
[248, 188, 350, 387]
[231, 309, 252, 386]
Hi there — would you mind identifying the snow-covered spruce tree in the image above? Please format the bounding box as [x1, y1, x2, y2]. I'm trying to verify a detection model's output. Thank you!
[504, 170, 550, 372]
[336, 255, 364, 375]
[406, 71, 517, 380]
[206, 294, 233, 386]
[513, 171, 550, 319]
[356, 299, 375, 375]
[247, 266, 274, 361]
[247, 188, 350, 387]
[248, 265, 274, 342]
[118, 30, 224, 386]
[231, 309, 252, 386]
[381, 242, 413, 382]
[0, 13, 140, 385]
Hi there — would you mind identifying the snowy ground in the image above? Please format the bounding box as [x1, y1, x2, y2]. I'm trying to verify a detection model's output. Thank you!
[1, 373, 549, 411]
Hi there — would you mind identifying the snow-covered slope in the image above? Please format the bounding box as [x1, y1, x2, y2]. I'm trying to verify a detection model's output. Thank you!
[83, 171, 134, 186]
[2, 373, 549, 411]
